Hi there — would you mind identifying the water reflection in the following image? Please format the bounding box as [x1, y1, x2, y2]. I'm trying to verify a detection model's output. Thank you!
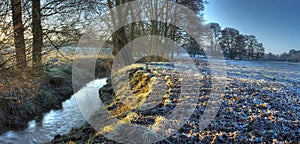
[0, 78, 107, 144]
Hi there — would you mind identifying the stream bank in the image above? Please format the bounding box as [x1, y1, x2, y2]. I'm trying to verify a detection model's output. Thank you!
[0, 78, 108, 143]
[0, 57, 112, 135]
[0, 63, 73, 134]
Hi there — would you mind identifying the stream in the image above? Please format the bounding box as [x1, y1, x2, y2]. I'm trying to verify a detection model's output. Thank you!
[0, 78, 107, 144]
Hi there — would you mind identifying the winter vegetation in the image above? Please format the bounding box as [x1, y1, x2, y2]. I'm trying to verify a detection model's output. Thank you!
[0, 0, 299, 143]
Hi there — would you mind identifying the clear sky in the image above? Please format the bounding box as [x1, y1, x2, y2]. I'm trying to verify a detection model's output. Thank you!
[203, 0, 300, 54]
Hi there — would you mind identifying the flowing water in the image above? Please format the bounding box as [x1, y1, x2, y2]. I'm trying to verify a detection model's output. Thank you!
[0, 78, 107, 144]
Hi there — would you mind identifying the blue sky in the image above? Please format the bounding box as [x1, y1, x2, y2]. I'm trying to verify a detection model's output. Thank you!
[203, 0, 300, 54]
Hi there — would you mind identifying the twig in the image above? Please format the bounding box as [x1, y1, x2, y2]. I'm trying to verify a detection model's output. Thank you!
[44, 32, 71, 61]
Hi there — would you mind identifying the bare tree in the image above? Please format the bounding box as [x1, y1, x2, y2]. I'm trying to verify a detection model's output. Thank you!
[209, 22, 221, 58]
[32, 0, 43, 69]
[11, 0, 27, 68]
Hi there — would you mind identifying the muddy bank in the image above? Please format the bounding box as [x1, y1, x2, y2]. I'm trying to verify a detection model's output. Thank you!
[51, 61, 299, 143]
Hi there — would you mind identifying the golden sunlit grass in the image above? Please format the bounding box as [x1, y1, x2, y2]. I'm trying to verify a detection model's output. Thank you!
[95, 113, 139, 136]
[101, 125, 116, 134]
[43, 49, 114, 65]
[96, 63, 181, 140]
[107, 64, 158, 117]
[151, 116, 166, 131]
[67, 141, 76, 144]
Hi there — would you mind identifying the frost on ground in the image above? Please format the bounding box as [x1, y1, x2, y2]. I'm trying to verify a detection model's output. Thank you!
[51, 59, 300, 143]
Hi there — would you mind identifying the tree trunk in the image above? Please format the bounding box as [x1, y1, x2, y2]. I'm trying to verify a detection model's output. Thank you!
[11, 0, 27, 68]
[32, 0, 43, 70]
[108, 0, 136, 67]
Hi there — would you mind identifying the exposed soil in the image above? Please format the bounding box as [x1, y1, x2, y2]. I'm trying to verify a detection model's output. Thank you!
[51, 60, 300, 143]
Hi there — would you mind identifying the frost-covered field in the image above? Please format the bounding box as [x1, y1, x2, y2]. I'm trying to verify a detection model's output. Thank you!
[51, 59, 300, 143]
[197, 59, 300, 143]
[98, 60, 300, 143]
[166, 59, 300, 143]
[225, 60, 300, 92]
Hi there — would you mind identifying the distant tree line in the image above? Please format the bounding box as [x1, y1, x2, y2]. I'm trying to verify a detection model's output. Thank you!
[186, 22, 300, 63]
[186, 22, 265, 60]
[264, 49, 300, 62]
